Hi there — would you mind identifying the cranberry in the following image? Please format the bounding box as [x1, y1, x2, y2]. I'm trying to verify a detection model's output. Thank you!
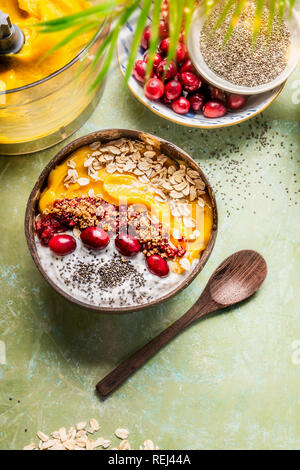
[146, 255, 169, 277]
[156, 59, 177, 80]
[159, 37, 170, 56]
[80, 227, 110, 250]
[176, 43, 188, 63]
[162, 95, 172, 105]
[49, 234, 76, 256]
[133, 60, 147, 83]
[227, 93, 247, 110]
[188, 92, 205, 112]
[141, 25, 151, 50]
[203, 100, 227, 118]
[143, 51, 162, 70]
[179, 31, 185, 43]
[180, 72, 201, 93]
[209, 86, 226, 103]
[145, 77, 164, 100]
[165, 79, 182, 100]
[159, 19, 169, 39]
[172, 96, 190, 114]
[180, 59, 197, 74]
[115, 234, 141, 257]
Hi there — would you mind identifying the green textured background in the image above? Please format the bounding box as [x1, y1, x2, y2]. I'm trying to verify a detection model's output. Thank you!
[0, 60, 299, 450]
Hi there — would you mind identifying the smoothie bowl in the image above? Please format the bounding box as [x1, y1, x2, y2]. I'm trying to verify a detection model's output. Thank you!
[25, 129, 218, 313]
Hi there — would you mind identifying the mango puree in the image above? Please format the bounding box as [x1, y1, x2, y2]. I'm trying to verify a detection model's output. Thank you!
[39, 147, 214, 273]
[0, 0, 92, 90]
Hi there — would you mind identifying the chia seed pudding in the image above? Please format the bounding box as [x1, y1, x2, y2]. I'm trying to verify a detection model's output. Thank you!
[36, 233, 197, 307]
[34, 137, 213, 308]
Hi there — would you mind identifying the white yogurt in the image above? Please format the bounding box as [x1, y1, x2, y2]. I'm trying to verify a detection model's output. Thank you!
[36, 232, 198, 308]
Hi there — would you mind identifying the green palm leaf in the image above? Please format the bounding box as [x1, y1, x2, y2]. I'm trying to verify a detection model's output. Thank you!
[36, 0, 293, 91]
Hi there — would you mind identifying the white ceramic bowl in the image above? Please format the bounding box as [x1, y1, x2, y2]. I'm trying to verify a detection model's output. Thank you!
[188, 8, 300, 95]
[117, 8, 284, 129]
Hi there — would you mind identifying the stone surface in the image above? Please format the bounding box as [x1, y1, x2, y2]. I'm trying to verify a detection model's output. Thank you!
[0, 60, 299, 450]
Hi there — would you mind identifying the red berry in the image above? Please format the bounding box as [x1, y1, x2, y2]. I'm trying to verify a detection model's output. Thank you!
[156, 59, 177, 80]
[80, 227, 110, 250]
[145, 77, 164, 100]
[146, 255, 169, 277]
[180, 59, 197, 74]
[180, 72, 202, 93]
[203, 100, 227, 118]
[162, 95, 172, 104]
[172, 96, 190, 114]
[209, 86, 226, 103]
[188, 92, 205, 112]
[115, 234, 141, 257]
[49, 234, 76, 256]
[159, 20, 169, 39]
[227, 93, 247, 110]
[165, 79, 182, 100]
[179, 31, 185, 43]
[176, 43, 188, 63]
[133, 60, 147, 83]
[159, 37, 170, 56]
[143, 51, 162, 70]
[141, 25, 151, 50]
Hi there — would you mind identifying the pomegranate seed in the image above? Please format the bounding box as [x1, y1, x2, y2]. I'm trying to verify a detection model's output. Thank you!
[159, 19, 169, 39]
[115, 234, 141, 257]
[159, 37, 170, 56]
[141, 25, 151, 50]
[165, 79, 182, 100]
[176, 43, 188, 63]
[180, 59, 197, 74]
[180, 72, 201, 93]
[171, 96, 190, 114]
[80, 227, 110, 250]
[143, 51, 162, 70]
[49, 234, 76, 256]
[146, 255, 169, 277]
[209, 86, 226, 103]
[133, 60, 147, 83]
[203, 100, 227, 118]
[145, 77, 165, 100]
[227, 93, 247, 110]
[188, 92, 205, 112]
[156, 59, 177, 80]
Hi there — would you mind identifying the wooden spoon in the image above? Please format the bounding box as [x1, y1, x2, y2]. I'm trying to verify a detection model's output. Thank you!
[96, 250, 267, 397]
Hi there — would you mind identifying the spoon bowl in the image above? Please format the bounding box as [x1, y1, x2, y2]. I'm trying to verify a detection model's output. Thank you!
[208, 250, 268, 306]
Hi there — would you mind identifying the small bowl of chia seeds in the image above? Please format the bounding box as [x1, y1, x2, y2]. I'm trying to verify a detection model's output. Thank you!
[188, 2, 300, 95]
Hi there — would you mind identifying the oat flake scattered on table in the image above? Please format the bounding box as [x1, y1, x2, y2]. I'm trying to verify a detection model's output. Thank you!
[23, 419, 159, 450]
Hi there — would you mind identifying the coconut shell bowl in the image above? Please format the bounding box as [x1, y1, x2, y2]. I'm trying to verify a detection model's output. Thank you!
[25, 129, 218, 314]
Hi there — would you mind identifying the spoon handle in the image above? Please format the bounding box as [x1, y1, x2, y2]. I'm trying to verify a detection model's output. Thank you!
[96, 290, 218, 397]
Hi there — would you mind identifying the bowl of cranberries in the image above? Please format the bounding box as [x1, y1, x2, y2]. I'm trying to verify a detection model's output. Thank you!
[117, 8, 284, 128]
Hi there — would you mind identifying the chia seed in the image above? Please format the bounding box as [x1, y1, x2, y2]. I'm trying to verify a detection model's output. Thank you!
[200, 1, 290, 87]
